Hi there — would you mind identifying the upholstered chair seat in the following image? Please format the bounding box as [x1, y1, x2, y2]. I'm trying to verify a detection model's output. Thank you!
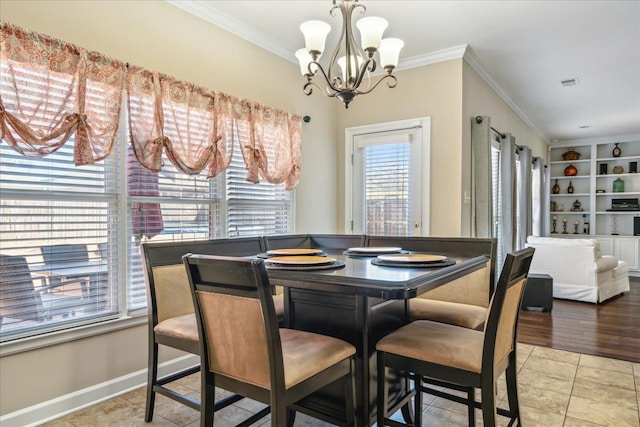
[184, 254, 357, 427]
[154, 313, 199, 342]
[409, 299, 487, 330]
[376, 248, 535, 427]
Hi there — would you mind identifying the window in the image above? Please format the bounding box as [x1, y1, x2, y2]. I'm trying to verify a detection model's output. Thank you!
[0, 24, 298, 343]
[346, 118, 430, 237]
[1, 116, 293, 343]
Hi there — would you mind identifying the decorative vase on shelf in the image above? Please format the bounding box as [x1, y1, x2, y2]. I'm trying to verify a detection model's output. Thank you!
[612, 143, 622, 158]
[567, 181, 574, 194]
[562, 149, 581, 161]
[552, 179, 560, 194]
[613, 177, 625, 193]
[564, 164, 578, 176]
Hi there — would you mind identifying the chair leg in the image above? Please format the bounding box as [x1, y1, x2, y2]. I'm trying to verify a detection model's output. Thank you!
[377, 351, 388, 427]
[145, 341, 158, 422]
[201, 371, 216, 427]
[467, 387, 475, 426]
[414, 373, 422, 427]
[505, 359, 521, 426]
[343, 359, 356, 427]
[480, 377, 497, 427]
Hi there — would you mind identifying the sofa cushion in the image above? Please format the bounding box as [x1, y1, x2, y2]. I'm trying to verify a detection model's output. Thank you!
[526, 236, 602, 258]
[595, 255, 619, 272]
[613, 260, 630, 277]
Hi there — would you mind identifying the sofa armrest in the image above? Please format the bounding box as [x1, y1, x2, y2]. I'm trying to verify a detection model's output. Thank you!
[595, 255, 618, 273]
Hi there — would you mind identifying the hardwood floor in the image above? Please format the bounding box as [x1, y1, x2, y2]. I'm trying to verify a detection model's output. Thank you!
[518, 276, 640, 363]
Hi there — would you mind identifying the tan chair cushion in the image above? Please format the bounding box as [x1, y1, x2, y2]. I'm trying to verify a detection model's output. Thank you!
[154, 313, 199, 342]
[273, 293, 285, 322]
[152, 265, 195, 322]
[418, 265, 490, 307]
[376, 320, 484, 373]
[280, 328, 355, 389]
[409, 299, 487, 329]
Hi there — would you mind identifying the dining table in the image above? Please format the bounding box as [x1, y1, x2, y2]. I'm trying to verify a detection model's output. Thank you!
[264, 248, 490, 427]
[31, 259, 109, 313]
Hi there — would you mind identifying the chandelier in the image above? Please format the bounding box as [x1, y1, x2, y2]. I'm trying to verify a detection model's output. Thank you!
[295, 0, 404, 108]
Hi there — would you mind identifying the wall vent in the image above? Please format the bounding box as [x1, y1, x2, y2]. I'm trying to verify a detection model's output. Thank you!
[561, 78, 579, 87]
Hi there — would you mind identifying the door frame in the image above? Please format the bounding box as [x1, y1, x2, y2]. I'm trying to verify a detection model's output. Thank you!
[344, 117, 431, 235]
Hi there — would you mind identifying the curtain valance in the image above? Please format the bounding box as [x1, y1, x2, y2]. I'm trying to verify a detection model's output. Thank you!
[0, 22, 126, 165]
[1, 22, 302, 189]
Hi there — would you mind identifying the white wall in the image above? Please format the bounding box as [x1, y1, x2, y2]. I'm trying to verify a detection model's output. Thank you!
[1, 0, 552, 418]
[0, 0, 337, 415]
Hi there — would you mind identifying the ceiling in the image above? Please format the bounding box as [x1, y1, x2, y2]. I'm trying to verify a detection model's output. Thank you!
[168, 1, 640, 143]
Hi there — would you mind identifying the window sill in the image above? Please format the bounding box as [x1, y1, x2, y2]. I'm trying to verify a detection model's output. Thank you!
[0, 314, 148, 357]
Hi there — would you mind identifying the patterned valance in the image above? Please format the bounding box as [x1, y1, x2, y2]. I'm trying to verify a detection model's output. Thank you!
[0, 22, 126, 165]
[1, 22, 302, 189]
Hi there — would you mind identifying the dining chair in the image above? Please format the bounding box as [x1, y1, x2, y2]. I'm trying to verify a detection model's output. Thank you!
[376, 247, 535, 427]
[40, 244, 91, 298]
[140, 237, 267, 422]
[365, 236, 497, 330]
[0, 254, 81, 327]
[183, 254, 357, 427]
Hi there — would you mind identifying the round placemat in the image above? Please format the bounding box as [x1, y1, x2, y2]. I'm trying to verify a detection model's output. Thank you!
[371, 258, 456, 268]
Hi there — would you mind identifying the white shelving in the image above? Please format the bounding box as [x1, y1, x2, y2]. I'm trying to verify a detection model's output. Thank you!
[547, 139, 640, 272]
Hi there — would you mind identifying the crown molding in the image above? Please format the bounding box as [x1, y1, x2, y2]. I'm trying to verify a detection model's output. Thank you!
[462, 46, 548, 142]
[167, 0, 294, 62]
[166, 1, 547, 142]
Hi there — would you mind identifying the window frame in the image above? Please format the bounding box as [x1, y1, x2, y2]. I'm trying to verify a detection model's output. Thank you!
[344, 117, 431, 236]
[0, 103, 296, 353]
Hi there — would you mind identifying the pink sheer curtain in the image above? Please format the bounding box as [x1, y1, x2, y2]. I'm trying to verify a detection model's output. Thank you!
[126, 65, 228, 177]
[127, 65, 302, 189]
[0, 22, 125, 165]
[1, 23, 302, 188]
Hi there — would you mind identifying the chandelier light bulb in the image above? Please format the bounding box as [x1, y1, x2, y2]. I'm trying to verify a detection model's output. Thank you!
[300, 20, 331, 57]
[378, 38, 404, 70]
[337, 55, 365, 84]
[356, 16, 388, 52]
[295, 48, 314, 76]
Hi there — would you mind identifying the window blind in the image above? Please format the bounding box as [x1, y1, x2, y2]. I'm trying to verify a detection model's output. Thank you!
[0, 141, 121, 340]
[357, 140, 411, 236]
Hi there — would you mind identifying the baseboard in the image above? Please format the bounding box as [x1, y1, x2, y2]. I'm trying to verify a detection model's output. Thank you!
[0, 354, 199, 427]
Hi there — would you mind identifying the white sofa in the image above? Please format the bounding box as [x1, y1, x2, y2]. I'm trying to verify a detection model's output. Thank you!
[525, 236, 630, 303]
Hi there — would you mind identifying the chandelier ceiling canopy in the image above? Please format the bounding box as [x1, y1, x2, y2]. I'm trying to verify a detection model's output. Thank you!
[296, 0, 404, 109]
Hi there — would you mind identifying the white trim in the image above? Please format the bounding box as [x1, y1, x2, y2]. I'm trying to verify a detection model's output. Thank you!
[165, 1, 546, 143]
[344, 117, 431, 236]
[0, 354, 199, 427]
[0, 314, 147, 357]
[462, 47, 547, 142]
[397, 45, 468, 71]
[167, 0, 294, 62]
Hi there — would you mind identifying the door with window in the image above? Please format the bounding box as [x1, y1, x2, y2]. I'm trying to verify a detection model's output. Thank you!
[347, 119, 430, 236]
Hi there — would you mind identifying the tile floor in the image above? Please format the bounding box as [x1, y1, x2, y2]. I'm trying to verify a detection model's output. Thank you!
[42, 344, 640, 426]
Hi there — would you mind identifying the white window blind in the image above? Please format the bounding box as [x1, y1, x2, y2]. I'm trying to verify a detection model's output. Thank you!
[0, 140, 121, 340]
[491, 138, 503, 271]
[354, 133, 414, 236]
[2, 69, 294, 340]
[226, 124, 293, 237]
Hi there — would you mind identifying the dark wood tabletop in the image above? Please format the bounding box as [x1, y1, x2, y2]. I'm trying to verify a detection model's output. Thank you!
[266, 252, 489, 300]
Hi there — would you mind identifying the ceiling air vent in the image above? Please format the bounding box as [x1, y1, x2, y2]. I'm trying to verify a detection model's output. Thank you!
[561, 78, 579, 87]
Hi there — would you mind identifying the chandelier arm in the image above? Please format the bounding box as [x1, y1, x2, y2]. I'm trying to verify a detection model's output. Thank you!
[351, 57, 376, 92]
[354, 73, 398, 95]
[307, 61, 342, 94]
[304, 80, 338, 98]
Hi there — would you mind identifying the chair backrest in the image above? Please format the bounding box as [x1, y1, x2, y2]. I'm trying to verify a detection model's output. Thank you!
[183, 254, 282, 391]
[0, 255, 43, 322]
[141, 237, 266, 324]
[366, 236, 498, 306]
[264, 234, 365, 252]
[482, 247, 535, 371]
[41, 244, 89, 264]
